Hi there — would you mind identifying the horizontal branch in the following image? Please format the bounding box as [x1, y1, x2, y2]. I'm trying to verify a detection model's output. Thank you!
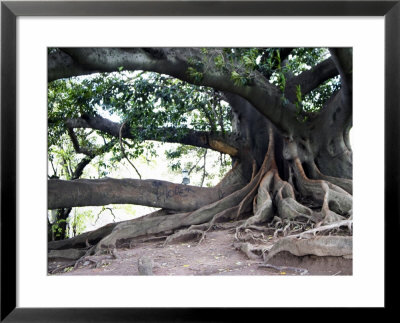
[48, 177, 240, 211]
[48, 49, 94, 80]
[65, 113, 239, 156]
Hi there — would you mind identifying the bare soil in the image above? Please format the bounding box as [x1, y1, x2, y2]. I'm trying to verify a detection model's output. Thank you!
[49, 226, 352, 276]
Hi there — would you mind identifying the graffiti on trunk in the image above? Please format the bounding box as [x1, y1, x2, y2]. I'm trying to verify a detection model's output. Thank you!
[152, 181, 195, 202]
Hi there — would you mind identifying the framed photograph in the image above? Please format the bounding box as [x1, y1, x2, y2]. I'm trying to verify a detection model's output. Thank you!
[1, 0, 398, 320]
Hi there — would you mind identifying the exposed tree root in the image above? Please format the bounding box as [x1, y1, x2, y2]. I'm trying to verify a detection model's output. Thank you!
[48, 248, 87, 261]
[271, 218, 314, 239]
[263, 235, 352, 263]
[234, 227, 272, 244]
[48, 221, 119, 250]
[308, 160, 352, 194]
[287, 219, 353, 238]
[126, 234, 170, 248]
[236, 130, 276, 220]
[291, 157, 352, 225]
[48, 130, 353, 272]
[92, 140, 277, 252]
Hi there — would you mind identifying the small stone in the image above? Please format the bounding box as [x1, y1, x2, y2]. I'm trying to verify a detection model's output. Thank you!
[138, 256, 154, 275]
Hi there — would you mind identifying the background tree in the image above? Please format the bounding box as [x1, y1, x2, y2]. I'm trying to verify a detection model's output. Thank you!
[47, 47, 352, 261]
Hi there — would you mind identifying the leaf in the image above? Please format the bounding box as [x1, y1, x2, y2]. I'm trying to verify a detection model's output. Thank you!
[183, 264, 190, 267]
[243, 55, 255, 69]
[214, 55, 224, 69]
[296, 84, 302, 102]
[231, 71, 247, 86]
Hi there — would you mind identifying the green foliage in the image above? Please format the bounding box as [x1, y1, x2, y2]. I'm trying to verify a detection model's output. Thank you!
[200, 47, 339, 113]
[280, 48, 341, 112]
[231, 71, 248, 87]
[68, 209, 95, 237]
[48, 68, 233, 187]
[302, 76, 341, 112]
[51, 219, 66, 238]
[48, 47, 341, 187]
[183, 47, 338, 114]
[254, 48, 341, 113]
[187, 67, 204, 84]
[117, 204, 137, 218]
[286, 48, 328, 75]
[295, 84, 302, 114]
[214, 54, 225, 70]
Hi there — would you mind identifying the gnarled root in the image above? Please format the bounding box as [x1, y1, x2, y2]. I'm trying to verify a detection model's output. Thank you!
[308, 160, 352, 194]
[263, 235, 353, 263]
[93, 158, 269, 252]
[289, 219, 353, 238]
[292, 158, 352, 225]
[49, 130, 353, 272]
[48, 248, 87, 261]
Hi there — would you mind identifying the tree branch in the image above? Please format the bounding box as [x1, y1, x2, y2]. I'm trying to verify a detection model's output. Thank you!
[119, 122, 142, 179]
[66, 113, 239, 156]
[48, 49, 95, 81]
[49, 48, 299, 135]
[67, 128, 95, 157]
[284, 57, 339, 103]
[64, 131, 117, 179]
[329, 48, 352, 93]
[48, 177, 237, 211]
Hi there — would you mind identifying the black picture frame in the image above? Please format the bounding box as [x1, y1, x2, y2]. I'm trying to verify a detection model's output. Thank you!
[1, 0, 398, 321]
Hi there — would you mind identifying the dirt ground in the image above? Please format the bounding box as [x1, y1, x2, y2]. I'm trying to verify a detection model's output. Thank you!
[49, 225, 352, 276]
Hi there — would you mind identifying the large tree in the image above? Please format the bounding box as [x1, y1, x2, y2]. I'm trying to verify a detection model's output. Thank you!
[47, 48, 352, 262]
